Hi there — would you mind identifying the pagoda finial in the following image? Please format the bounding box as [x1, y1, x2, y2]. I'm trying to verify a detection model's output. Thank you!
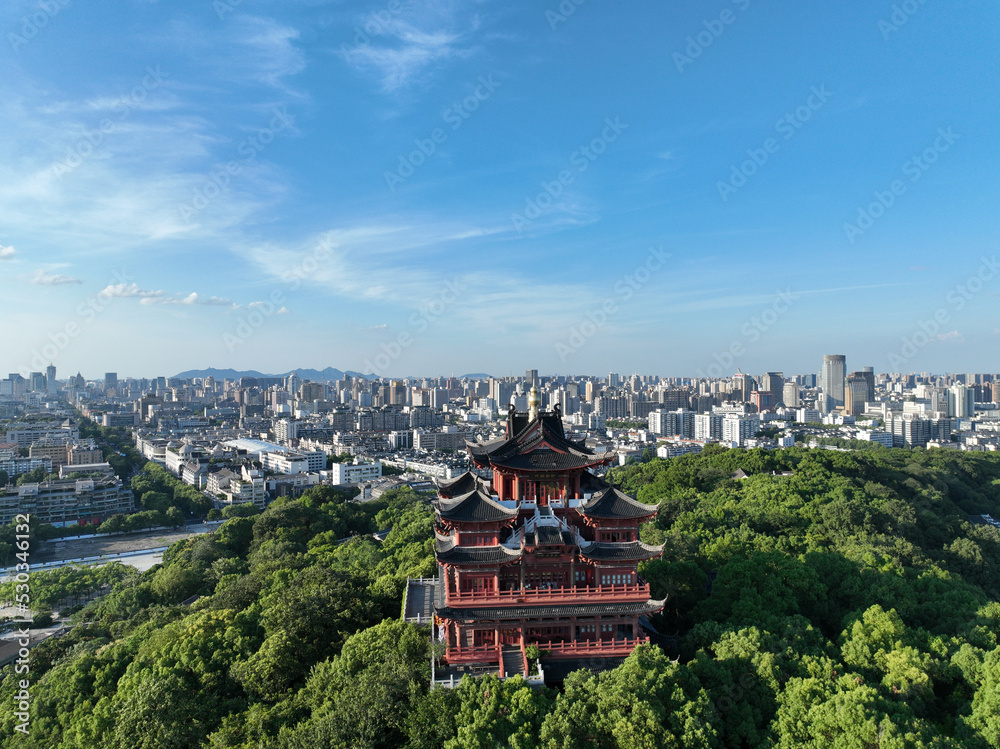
[528, 383, 540, 422]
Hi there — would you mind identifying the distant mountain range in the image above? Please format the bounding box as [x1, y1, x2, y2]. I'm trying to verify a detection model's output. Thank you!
[172, 367, 373, 381]
[172, 368, 494, 381]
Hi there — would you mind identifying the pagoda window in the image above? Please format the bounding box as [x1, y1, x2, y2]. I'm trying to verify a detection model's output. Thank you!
[460, 576, 495, 592]
[599, 530, 633, 543]
[600, 572, 634, 586]
[462, 533, 495, 546]
[473, 630, 496, 647]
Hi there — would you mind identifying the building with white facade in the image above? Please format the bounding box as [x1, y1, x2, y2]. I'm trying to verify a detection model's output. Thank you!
[326, 461, 383, 485]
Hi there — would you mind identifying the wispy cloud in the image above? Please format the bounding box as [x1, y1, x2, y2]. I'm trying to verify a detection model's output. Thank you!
[98, 281, 271, 311]
[341, 3, 480, 93]
[31, 269, 82, 285]
[0, 245, 15, 260]
[935, 330, 963, 343]
[100, 282, 168, 299]
[145, 292, 236, 307]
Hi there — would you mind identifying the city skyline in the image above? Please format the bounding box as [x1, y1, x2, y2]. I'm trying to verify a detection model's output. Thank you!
[2, 1, 999, 378]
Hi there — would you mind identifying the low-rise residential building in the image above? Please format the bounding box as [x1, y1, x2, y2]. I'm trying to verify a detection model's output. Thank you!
[0, 476, 133, 526]
[325, 460, 383, 485]
[261, 450, 325, 474]
[0, 457, 52, 477]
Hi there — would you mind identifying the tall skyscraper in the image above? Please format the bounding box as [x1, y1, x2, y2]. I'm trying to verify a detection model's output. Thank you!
[782, 382, 800, 408]
[845, 372, 869, 417]
[949, 384, 975, 418]
[525, 369, 538, 387]
[761, 372, 784, 407]
[861, 366, 876, 403]
[820, 355, 846, 411]
[45, 365, 57, 394]
[733, 370, 756, 403]
[104, 372, 118, 393]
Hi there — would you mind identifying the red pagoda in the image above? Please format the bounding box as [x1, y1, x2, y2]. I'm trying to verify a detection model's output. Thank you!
[429, 385, 665, 681]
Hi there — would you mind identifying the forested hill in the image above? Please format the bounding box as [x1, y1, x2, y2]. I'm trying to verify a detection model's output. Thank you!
[2, 448, 999, 748]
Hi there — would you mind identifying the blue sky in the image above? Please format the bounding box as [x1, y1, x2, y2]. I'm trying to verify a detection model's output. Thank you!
[1, 0, 998, 380]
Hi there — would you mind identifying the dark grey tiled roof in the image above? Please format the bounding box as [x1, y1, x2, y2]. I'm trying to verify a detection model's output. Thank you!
[437, 471, 488, 498]
[578, 487, 658, 520]
[435, 599, 666, 621]
[529, 526, 569, 547]
[436, 542, 522, 566]
[435, 489, 517, 523]
[579, 540, 664, 562]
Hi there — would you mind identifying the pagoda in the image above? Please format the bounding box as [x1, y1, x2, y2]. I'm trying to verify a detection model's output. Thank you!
[430, 385, 665, 681]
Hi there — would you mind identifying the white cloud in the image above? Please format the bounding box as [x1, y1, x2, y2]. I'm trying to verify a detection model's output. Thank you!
[101, 282, 241, 309]
[0, 245, 14, 260]
[341, 4, 480, 93]
[100, 282, 168, 299]
[935, 330, 963, 342]
[31, 269, 82, 285]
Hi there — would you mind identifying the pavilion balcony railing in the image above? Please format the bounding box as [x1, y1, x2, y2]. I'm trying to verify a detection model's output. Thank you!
[445, 644, 504, 665]
[530, 636, 650, 658]
[446, 582, 651, 607]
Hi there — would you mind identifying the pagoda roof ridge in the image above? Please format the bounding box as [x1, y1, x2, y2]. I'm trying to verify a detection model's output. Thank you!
[436, 470, 491, 498]
[435, 598, 667, 622]
[435, 541, 523, 566]
[579, 539, 664, 562]
[470, 412, 596, 464]
[578, 486, 659, 520]
[434, 488, 518, 524]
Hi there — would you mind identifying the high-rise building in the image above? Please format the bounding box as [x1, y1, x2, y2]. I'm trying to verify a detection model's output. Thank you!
[45, 365, 57, 394]
[722, 414, 760, 446]
[949, 384, 975, 418]
[861, 367, 876, 402]
[761, 372, 784, 407]
[782, 382, 800, 408]
[29, 371, 46, 392]
[694, 413, 724, 441]
[104, 372, 118, 393]
[525, 369, 538, 388]
[845, 372, 869, 417]
[820, 355, 846, 411]
[733, 370, 756, 403]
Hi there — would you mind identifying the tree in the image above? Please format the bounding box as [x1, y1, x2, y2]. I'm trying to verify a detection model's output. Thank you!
[165, 506, 184, 528]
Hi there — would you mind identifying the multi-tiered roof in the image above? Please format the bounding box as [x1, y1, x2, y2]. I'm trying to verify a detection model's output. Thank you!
[421, 388, 665, 684]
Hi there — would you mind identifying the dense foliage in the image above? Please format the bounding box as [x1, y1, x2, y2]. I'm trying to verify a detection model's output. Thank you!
[2, 447, 999, 748]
